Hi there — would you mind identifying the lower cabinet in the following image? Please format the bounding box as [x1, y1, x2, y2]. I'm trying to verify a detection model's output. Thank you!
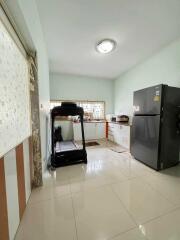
[73, 123, 82, 141]
[108, 123, 130, 149]
[95, 123, 106, 139]
[84, 123, 96, 140]
[73, 122, 106, 141]
[73, 121, 130, 149]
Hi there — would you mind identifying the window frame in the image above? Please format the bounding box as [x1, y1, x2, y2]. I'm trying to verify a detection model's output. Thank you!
[50, 100, 106, 120]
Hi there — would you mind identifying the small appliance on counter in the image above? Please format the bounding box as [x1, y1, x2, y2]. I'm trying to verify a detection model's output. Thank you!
[116, 115, 129, 123]
[111, 116, 117, 122]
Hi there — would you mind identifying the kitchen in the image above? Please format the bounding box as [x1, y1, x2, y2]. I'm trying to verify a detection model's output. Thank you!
[51, 99, 131, 150]
[51, 84, 180, 171]
[1, 1, 180, 240]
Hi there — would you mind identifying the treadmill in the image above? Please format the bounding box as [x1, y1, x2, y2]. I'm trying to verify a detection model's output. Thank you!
[51, 102, 87, 168]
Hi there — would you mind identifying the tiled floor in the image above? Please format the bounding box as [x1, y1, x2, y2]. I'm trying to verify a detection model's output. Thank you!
[15, 140, 180, 240]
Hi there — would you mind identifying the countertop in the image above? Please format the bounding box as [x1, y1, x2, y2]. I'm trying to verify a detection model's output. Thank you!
[73, 120, 106, 124]
[108, 121, 131, 126]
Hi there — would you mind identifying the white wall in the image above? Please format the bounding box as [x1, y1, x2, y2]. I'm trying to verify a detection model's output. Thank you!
[4, 149, 19, 240]
[114, 39, 180, 116]
[50, 73, 114, 114]
[5, 0, 50, 163]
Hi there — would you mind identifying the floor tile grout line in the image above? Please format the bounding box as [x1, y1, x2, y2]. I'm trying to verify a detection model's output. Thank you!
[138, 174, 178, 207]
[137, 204, 180, 226]
[110, 183, 138, 227]
[70, 180, 180, 237]
[70, 182, 139, 240]
[70, 180, 128, 196]
[115, 173, 178, 209]
[107, 184, 153, 240]
[107, 226, 139, 240]
[28, 191, 72, 206]
[69, 172, 79, 240]
[70, 193, 79, 240]
[68, 161, 156, 195]
[110, 178, 180, 227]
[71, 183, 110, 195]
[70, 180, 139, 239]
[105, 184, 152, 240]
[106, 225, 151, 240]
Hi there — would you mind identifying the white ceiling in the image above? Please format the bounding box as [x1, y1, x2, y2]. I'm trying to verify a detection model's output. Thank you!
[36, 0, 180, 79]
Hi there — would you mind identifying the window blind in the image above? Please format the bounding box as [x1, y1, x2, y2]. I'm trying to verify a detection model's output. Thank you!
[0, 7, 31, 158]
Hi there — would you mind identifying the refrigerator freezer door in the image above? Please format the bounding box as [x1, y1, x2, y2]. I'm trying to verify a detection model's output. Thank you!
[131, 115, 160, 170]
[133, 85, 163, 115]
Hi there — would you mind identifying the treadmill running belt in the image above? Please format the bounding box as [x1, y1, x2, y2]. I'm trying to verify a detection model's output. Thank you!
[55, 141, 78, 152]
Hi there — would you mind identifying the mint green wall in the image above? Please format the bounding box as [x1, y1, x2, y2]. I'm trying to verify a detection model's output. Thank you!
[50, 73, 114, 114]
[114, 39, 180, 116]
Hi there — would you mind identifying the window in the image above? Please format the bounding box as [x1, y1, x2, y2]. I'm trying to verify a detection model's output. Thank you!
[50, 100, 105, 120]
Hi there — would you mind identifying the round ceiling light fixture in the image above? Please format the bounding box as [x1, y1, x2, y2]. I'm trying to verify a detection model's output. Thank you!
[96, 39, 116, 54]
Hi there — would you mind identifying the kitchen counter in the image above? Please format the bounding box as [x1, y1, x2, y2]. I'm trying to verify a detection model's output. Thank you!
[108, 121, 131, 126]
[73, 120, 106, 123]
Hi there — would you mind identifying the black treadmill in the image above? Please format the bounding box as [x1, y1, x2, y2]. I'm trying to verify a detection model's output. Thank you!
[51, 102, 87, 168]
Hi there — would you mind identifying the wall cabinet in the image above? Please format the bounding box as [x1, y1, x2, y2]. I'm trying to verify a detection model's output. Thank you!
[108, 122, 130, 149]
[73, 122, 106, 141]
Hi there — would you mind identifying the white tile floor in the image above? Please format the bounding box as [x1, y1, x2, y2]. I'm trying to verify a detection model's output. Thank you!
[15, 141, 180, 240]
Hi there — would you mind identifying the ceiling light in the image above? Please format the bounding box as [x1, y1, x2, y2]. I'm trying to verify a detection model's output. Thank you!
[96, 39, 116, 54]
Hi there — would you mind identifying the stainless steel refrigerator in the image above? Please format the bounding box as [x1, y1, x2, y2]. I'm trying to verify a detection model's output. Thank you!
[131, 84, 180, 170]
